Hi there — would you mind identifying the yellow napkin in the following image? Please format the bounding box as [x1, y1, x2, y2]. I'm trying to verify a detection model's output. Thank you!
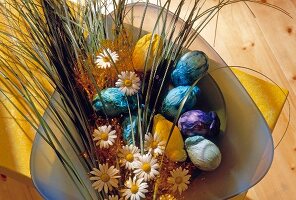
[232, 68, 288, 130]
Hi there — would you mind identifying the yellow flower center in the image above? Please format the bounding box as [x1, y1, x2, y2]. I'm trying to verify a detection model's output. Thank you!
[124, 79, 132, 87]
[175, 176, 183, 184]
[125, 153, 134, 162]
[102, 56, 110, 63]
[100, 132, 109, 141]
[130, 184, 139, 194]
[142, 163, 151, 173]
[100, 173, 110, 182]
[151, 141, 158, 149]
[159, 194, 176, 200]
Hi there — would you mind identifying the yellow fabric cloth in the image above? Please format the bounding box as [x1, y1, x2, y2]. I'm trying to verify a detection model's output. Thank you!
[0, 69, 288, 185]
[229, 69, 288, 200]
[231, 68, 288, 130]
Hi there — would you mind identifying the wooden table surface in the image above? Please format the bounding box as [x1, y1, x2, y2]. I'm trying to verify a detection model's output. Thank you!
[1, 0, 295, 199]
[198, 0, 296, 199]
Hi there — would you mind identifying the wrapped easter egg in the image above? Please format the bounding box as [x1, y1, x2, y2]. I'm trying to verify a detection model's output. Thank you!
[122, 115, 138, 145]
[92, 88, 137, 117]
[185, 136, 221, 171]
[152, 114, 187, 162]
[178, 110, 220, 137]
[171, 51, 209, 86]
[161, 86, 200, 119]
[132, 33, 163, 71]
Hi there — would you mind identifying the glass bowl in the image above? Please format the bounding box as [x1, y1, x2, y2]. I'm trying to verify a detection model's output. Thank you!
[30, 3, 273, 200]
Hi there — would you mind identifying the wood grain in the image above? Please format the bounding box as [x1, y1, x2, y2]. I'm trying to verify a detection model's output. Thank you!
[0, 176, 42, 200]
[198, 1, 296, 200]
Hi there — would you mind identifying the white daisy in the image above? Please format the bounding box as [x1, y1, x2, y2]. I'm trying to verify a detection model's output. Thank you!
[133, 153, 159, 181]
[121, 177, 148, 200]
[118, 145, 141, 170]
[89, 164, 120, 193]
[115, 71, 140, 96]
[144, 132, 166, 156]
[93, 125, 117, 149]
[167, 167, 191, 194]
[95, 48, 119, 69]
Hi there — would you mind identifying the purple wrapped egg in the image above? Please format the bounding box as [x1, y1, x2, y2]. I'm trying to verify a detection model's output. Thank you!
[178, 110, 220, 137]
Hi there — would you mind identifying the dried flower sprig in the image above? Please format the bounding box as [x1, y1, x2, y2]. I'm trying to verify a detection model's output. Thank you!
[95, 48, 119, 69]
[89, 164, 120, 193]
[118, 145, 141, 170]
[134, 153, 160, 181]
[93, 125, 117, 149]
[121, 176, 149, 200]
[167, 167, 191, 194]
[144, 133, 165, 156]
[116, 71, 141, 96]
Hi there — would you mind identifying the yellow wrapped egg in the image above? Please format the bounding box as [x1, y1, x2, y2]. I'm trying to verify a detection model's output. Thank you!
[132, 33, 163, 71]
[152, 114, 187, 162]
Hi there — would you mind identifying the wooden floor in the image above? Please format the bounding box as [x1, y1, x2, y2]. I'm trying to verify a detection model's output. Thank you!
[199, 0, 296, 200]
[0, 0, 295, 199]
[0, 175, 42, 200]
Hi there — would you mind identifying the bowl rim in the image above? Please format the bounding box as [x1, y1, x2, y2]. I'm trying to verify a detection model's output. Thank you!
[30, 2, 274, 200]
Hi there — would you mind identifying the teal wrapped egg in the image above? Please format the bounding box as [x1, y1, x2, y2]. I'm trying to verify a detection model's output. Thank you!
[92, 88, 137, 117]
[161, 86, 200, 119]
[122, 115, 138, 145]
[171, 51, 209, 86]
[185, 136, 221, 171]
[122, 110, 151, 145]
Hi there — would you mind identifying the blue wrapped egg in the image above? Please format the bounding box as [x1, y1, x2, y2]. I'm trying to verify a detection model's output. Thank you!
[122, 110, 151, 145]
[171, 51, 209, 86]
[122, 115, 138, 145]
[161, 86, 200, 119]
[92, 88, 137, 117]
[178, 110, 220, 137]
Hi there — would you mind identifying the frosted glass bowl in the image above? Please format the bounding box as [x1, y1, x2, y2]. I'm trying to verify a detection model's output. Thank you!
[30, 3, 273, 200]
